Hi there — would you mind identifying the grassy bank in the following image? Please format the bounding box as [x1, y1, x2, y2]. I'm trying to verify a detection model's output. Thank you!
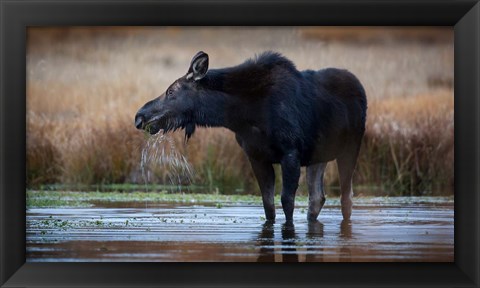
[26, 190, 454, 209]
[26, 27, 453, 196]
[26, 190, 292, 208]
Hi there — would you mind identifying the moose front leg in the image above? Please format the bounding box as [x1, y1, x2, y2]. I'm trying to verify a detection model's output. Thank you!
[249, 158, 276, 220]
[280, 151, 301, 222]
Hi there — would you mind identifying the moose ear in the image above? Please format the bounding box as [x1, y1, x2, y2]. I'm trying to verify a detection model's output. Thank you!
[186, 51, 209, 81]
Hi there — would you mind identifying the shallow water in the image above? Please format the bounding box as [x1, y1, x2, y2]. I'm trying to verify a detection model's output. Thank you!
[26, 199, 453, 262]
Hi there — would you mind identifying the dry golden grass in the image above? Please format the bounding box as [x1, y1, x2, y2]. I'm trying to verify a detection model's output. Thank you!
[358, 91, 454, 194]
[26, 27, 454, 195]
[301, 27, 453, 44]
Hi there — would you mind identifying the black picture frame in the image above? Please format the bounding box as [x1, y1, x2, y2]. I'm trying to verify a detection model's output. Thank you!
[1, 0, 479, 287]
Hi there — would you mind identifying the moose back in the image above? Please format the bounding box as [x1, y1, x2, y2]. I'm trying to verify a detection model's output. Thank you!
[135, 51, 367, 222]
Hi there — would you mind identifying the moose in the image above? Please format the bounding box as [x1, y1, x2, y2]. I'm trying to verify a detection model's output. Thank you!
[135, 51, 367, 222]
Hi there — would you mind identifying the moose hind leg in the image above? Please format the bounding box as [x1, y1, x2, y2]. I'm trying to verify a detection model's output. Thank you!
[280, 151, 301, 222]
[336, 146, 360, 220]
[306, 162, 328, 221]
[249, 158, 276, 220]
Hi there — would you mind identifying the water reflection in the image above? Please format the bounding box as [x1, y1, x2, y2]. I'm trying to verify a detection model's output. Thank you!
[257, 220, 275, 262]
[305, 220, 324, 262]
[339, 220, 353, 261]
[256, 220, 335, 262]
[281, 221, 298, 262]
[340, 219, 352, 239]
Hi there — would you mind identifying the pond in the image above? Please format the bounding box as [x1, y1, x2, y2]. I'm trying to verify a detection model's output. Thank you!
[26, 195, 453, 262]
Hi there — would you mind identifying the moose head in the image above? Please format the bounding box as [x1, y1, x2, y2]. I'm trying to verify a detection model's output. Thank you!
[134, 51, 210, 138]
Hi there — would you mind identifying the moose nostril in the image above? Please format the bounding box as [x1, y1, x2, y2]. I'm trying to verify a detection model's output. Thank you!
[135, 115, 144, 129]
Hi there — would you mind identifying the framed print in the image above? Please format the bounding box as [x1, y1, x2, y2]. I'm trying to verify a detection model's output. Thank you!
[1, 0, 479, 287]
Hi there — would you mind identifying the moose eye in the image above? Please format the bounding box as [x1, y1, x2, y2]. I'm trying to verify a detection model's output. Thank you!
[166, 89, 174, 99]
